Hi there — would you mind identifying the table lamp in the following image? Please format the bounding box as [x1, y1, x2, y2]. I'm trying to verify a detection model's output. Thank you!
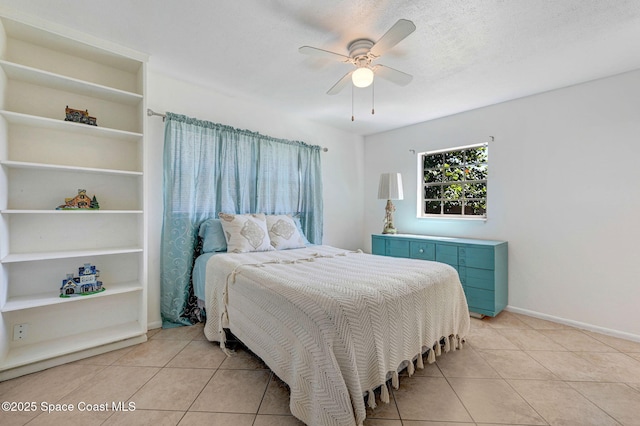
[378, 172, 403, 234]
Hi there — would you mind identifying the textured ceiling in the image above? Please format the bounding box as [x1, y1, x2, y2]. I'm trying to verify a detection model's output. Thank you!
[3, 0, 640, 136]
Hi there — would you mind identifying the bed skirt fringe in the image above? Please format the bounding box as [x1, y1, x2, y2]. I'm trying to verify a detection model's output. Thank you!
[380, 383, 390, 403]
[367, 388, 376, 409]
[391, 371, 399, 389]
[369, 333, 464, 414]
[407, 359, 415, 376]
[427, 346, 436, 363]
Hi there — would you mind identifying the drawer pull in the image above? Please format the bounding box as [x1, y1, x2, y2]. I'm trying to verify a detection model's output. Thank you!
[419, 248, 424, 253]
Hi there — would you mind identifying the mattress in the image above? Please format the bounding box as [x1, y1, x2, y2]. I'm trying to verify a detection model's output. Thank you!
[202, 245, 470, 426]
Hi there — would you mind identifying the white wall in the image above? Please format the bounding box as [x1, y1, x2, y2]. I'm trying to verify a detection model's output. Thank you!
[146, 71, 365, 328]
[364, 70, 640, 339]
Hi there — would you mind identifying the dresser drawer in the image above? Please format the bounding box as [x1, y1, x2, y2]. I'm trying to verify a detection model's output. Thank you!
[410, 241, 435, 260]
[387, 239, 410, 258]
[459, 266, 495, 291]
[464, 287, 495, 311]
[458, 246, 495, 270]
[371, 236, 386, 255]
[435, 244, 458, 266]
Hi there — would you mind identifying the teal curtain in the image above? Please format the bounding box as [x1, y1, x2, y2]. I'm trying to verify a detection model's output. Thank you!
[160, 112, 323, 327]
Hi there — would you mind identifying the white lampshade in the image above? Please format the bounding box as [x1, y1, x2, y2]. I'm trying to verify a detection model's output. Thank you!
[352, 67, 374, 88]
[378, 173, 404, 200]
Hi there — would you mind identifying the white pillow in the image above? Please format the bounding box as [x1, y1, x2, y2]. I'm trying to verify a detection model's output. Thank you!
[218, 213, 274, 253]
[266, 214, 306, 250]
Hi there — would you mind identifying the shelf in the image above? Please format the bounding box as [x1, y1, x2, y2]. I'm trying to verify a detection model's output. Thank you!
[1, 247, 143, 263]
[0, 110, 143, 142]
[0, 60, 143, 105]
[2, 281, 143, 312]
[0, 160, 142, 176]
[1, 321, 145, 370]
[0, 16, 146, 73]
[1, 209, 143, 214]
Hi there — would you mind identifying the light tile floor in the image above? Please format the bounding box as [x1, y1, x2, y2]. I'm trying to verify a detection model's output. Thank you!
[1, 311, 640, 425]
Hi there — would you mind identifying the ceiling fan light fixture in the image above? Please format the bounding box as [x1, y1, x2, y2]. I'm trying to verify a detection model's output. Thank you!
[352, 67, 374, 88]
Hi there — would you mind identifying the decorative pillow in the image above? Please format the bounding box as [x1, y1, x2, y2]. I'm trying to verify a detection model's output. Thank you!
[218, 213, 274, 253]
[198, 218, 227, 253]
[266, 214, 306, 250]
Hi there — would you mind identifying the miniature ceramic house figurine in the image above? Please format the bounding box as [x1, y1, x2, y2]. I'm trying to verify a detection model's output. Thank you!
[65, 106, 97, 126]
[56, 189, 100, 210]
[60, 263, 103, 297]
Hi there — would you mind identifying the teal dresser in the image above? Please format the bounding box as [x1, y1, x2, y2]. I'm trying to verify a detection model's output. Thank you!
[371, 234, 508, 317]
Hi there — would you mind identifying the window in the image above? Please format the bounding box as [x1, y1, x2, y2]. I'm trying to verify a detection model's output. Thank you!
[418, 143, 488, 218]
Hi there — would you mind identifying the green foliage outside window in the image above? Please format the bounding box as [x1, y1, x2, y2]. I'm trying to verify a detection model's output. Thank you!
[420, 144, 488, 217]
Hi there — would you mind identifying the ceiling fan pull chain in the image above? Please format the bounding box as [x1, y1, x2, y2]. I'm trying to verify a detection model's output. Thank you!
[351, 83, 355, 121]
[372, 80, 375, 115]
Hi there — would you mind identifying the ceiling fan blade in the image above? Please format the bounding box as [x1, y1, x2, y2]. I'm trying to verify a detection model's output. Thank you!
[373, 64, 413, 86]
[299, 46, 351, 62]
[369, 19, 416, 57]
[327, 71, 353, 95]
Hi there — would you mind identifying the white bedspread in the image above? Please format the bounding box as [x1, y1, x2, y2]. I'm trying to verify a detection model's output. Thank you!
[203, 245, 470, 426]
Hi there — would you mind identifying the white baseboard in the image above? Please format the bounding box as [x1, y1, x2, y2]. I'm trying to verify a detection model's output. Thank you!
[505, 305, 640, 343]
[0, 335, 147, 381]
[147, 320, 163, 330]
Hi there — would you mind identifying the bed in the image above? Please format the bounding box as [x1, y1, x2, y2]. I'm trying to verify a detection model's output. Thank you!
[193, 214, 470, 426]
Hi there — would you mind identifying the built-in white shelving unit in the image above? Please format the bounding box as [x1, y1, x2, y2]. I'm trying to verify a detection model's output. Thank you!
[0, 13, 148, 380]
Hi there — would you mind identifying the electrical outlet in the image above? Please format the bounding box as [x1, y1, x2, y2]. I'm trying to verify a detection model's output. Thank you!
[13, 323, 29, 341]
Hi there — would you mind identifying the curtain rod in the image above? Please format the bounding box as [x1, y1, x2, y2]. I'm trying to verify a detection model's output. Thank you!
[147, 108, 328, 152]
[147, 108, 166, 121]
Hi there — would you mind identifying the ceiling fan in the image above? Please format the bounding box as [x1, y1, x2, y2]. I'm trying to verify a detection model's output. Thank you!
[299, 19, 416, 95]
